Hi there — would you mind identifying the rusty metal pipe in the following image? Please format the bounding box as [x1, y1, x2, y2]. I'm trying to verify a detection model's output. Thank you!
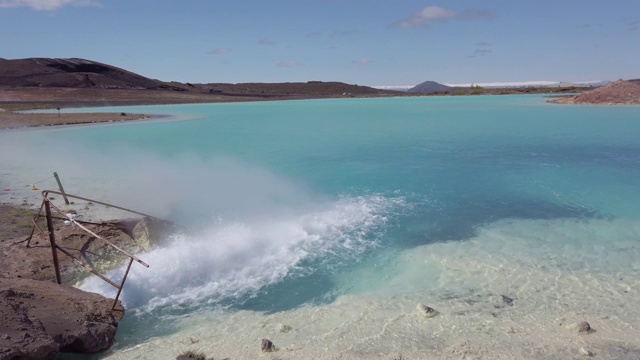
[113, 258, 134, 310]
[44, 200, 62, 284]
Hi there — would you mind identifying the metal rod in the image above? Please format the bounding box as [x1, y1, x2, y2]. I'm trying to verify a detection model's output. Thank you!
[42, 190, 169, 223]
[26, 201, 45, 246]
[113, 258, 134, 310]
[44, 200, 62, 284]
[53, 172, 70, 205]
[55, 247, 120, 288]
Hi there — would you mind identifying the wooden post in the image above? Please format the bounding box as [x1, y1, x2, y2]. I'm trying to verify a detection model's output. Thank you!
[53, 172, 70, 205]
[44, 200, 62, 284]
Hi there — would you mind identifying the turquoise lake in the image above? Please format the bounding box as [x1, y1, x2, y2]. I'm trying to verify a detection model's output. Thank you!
[1, 95, 639, 359]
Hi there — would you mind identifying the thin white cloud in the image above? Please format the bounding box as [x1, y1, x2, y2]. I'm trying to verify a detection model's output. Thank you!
[577, 22, 603, 29]
[466, 41, 492, 58]
[0, 0, 101, 11]
[259, 38, 275, 46]
[466, 48, 492, 58]
[276, 61, 303, 68]
[394, 6, 494, 28]
[207, 48, 231, 55]
[352, 58, 373, 65]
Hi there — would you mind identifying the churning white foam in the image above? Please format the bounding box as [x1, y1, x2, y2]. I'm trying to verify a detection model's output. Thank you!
[80, 194, 404, 313]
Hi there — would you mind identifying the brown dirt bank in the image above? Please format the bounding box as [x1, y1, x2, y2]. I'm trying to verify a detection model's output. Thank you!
[0, 111, 149, 129]
[0, 85, 386, 111]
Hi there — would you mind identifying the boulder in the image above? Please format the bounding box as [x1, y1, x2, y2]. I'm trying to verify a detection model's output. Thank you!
[131, 216, 175, 251]
[261, 338, 276, 352]
[566, 321, 592, 334]
[0, 277, 124, 359]
[416, 303, 437, 318]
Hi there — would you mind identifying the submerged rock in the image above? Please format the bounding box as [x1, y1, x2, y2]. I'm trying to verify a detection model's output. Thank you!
[261, 338, 276, 352]
[278, 323, 292, 333]
[566, 321, 592, 334]
[416, 303, 437, 318]
[501, 295, 514, 306]
[579, 347, 595, 356]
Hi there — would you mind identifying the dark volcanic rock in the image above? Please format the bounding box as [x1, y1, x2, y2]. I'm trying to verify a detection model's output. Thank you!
[0, 277, 124, 359]
[261, 338, 275, 352]
[0, 57, 164, 89]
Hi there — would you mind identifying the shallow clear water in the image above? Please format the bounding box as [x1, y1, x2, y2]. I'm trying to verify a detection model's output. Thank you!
[2, 95, 640, 359]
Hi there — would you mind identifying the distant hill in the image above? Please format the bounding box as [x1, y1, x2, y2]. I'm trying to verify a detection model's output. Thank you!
[407, 81, 452, 94]
[0, 58, 178, 90]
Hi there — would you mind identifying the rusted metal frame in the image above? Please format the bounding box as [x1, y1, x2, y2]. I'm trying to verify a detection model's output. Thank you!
[42, 191, 149, 268]
[54, 246, 120, 288]
[112, 258, 134, 310]
[44, 200, 62, 284]
[34, 189, 154, 307]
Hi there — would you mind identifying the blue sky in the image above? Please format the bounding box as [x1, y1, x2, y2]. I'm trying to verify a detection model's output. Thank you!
[1, 0, 638, 86]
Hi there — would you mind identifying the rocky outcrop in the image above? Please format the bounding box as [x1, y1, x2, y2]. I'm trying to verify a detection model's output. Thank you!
[552, 79, 640, 105]
[0, 210, 174, 359]
[0, 277, 123, 359]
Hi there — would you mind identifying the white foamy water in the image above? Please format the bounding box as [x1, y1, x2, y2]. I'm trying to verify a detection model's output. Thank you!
[104, 218, 640, 360]
[80, 194, 402, 313]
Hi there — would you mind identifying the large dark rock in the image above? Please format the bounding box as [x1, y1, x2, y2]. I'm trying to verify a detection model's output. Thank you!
[0, 277, 124, 359]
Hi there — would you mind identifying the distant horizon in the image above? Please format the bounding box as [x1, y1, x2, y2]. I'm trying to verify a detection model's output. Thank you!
[1, 1, 639, 86]
[374, 79, 615, 90]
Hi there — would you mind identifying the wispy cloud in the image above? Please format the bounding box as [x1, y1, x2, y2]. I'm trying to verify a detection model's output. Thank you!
[332, 30, 359, 38]
[0, 0, 101, 11]
[352, 58, 373, 65]
[259, 38, 276, 46]
[393, 6, 494, 28]
[306, 32, 322, 38]
[207, 48, 231, 55]
[577, 22, 603, 28]
[466, 42, 492, 58]
[629, 20, 639, 31]
[276, 61, 303, 68]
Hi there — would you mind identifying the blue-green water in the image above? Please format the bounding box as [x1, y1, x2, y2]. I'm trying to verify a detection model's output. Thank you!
[2, 95, 640, 358]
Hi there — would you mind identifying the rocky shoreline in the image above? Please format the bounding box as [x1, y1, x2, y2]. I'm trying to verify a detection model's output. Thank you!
[0, 203, 170, 359]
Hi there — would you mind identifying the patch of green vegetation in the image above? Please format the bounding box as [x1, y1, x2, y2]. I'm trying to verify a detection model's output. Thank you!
[177, 350, 209, 360]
